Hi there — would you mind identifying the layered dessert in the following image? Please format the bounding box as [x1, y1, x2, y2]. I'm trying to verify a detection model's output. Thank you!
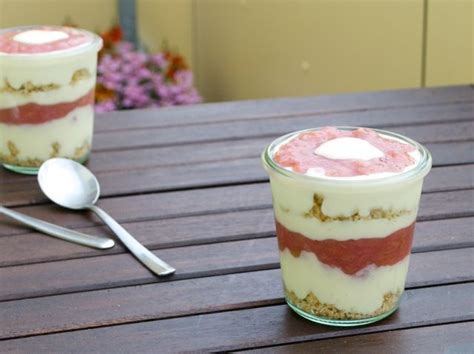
[262, 127, 432, 326]
[0, 26, 102, 174]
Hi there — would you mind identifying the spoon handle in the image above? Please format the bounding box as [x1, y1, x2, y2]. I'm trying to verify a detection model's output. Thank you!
[0, 206, 115, 249]
[88, 205, 176, 276]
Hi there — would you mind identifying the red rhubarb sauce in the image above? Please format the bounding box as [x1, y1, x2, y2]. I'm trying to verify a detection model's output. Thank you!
[274, 127, 416, 177]
[276, 220, 414, 275]
[0, 26, 93, 54]
[0, 90, 94, 125]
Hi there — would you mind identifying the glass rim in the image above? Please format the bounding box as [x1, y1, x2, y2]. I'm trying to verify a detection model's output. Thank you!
[262, 126, 432, 187]
[0, 25, 103, 60]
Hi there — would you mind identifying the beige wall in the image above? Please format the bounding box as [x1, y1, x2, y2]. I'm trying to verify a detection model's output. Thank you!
[137, 0, 194, 70]
[0, 0, 472, 102]
[194, 0, 424, 101]
[0, 0, 117, 33]
[425, 0, 474, 86]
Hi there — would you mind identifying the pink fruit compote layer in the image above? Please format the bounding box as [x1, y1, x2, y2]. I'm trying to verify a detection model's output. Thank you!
[0, 26, 101, 169]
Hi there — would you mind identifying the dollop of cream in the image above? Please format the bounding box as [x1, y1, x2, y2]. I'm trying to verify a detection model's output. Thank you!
[13, 30, 69, 44]
[314, 137, 384, 161]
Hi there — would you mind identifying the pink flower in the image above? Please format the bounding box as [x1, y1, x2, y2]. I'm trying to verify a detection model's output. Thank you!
[95, 40, 201, 112]
[95, 100, 117, 113]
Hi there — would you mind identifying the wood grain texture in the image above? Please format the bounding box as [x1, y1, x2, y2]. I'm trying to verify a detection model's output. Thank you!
[0, 207, 472, 268]
[1, 246, 473, 339]
[1, 87, 472, 350]
[0, 234, 472, 302]
[239, 322, 474, 353]
[4, 118, 473, 191]
[92, 105, 474, 151]
[93, 86, 474, 132]
[2, 154, 473, 207]
[0, 185, 473, 242]
[2, 283, 473, 353]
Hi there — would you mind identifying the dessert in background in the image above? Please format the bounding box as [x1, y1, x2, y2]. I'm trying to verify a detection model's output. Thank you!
[0, 26, 102, 174]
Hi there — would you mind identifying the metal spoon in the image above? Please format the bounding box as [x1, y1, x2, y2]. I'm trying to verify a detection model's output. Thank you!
[38, 158, 176, 276]
[0, 205, 115, 249]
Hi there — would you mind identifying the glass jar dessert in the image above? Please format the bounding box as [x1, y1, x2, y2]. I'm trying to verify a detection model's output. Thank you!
[0, 26, 102, 174]
[262, 126, 432, 326]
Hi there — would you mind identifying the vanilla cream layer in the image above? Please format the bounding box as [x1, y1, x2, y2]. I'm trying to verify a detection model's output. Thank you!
[0, 105, 93, 161]
[0, 77, 95, 109]
[280, 249, 410, 314]
[0, 50, 97, 102]
[269, 171, 422, 240]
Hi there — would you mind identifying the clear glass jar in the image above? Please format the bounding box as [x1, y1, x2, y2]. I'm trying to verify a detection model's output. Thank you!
[262, 127, 432, 326]
[0, 26, 102, 174]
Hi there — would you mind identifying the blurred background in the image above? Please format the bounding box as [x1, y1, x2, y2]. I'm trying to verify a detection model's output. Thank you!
[0, 0, 472, 104]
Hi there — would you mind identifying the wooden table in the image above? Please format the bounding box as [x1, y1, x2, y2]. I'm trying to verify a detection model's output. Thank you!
[1, 86, 473, 353]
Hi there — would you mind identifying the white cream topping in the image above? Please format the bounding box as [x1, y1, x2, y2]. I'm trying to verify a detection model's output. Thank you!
[13, 30, 69, 45]
[314, 137, 384, 161]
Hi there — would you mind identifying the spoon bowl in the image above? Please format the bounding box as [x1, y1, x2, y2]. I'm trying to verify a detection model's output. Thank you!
[38, 158, 176, 276]
[38, 158, 99, 210]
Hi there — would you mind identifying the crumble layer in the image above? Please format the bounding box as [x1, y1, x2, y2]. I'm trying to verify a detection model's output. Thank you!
[1, 141, 90, 168]
[286, 288, 400, 320]
[304, 193, 411, 222]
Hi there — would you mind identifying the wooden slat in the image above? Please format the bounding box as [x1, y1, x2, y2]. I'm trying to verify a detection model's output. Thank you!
[5, 117, 473, 191]
[0, 186, 472, 242]
[0, 227, 472, 302]
[93, 86, 474, 132]
[0, 182, 473, 242]
[0, 248, 473, 339]
[0, 200, 472, 268]
[3, 162, 473, 209]
[1, 142, 473, 207]
[240, 322, 474, 353]
[0, 237, 277, 301]
[1, 87, 473, 349]
[1, 282, 473, 353]
[3, 116, 472, 189]
[66, 136, 474, 174]
[93, 104, 474, 151]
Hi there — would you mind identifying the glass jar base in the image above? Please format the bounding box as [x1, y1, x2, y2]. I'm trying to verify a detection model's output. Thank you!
[2, 154, 90, 175]
[2, 164, 40, 175]
[286, 299, 399, 327]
